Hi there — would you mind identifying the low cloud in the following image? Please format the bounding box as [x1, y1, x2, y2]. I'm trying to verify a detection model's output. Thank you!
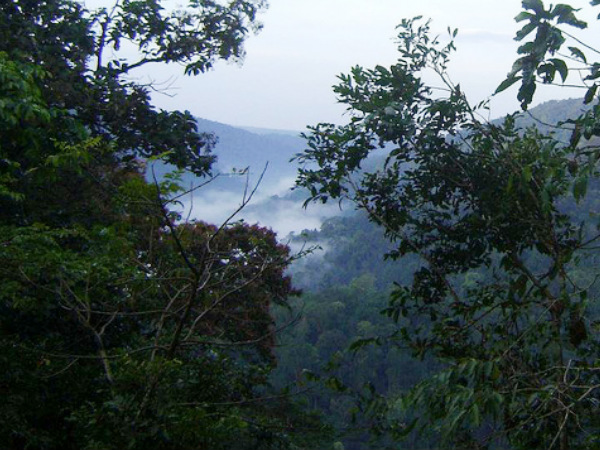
[179, 184, 341, 238]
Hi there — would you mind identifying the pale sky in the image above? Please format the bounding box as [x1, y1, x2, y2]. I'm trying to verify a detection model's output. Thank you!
[86, 0, 600, 131]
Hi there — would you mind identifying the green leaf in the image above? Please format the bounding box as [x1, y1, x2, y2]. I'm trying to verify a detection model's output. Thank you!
[147, 150, 174, 162]
[573, 176, 588, 202]
[349, 338, 376, 351]
[584, 84, 597, 104]
[527, 392, 540, 406]
[522, 0, 545, 15]
[568, 46, 587, 63]
[569, 125, 582, 148]
[549, 58, 568, 82]
[518, 79, 537, 108]
[495, 75, 522, 95]
[553, 4, 587, 28]
[515, 22, 538, 41]
[470, 403, 481, 427]
[301, 369, 320, 382]
[448, 409, 466, 433]
[515, 11, 535, 22]
[513, 274, 529, 296]
[325, 376, 347, 392]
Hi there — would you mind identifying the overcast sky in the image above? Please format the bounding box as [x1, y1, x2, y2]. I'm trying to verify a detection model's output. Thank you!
[87, 0, 600, 131]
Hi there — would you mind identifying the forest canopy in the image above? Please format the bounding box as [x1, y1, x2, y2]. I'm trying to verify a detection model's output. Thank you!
[2, 1, 600, 450]
[0, 1, 329, 449]
[295, 2, 600, 449]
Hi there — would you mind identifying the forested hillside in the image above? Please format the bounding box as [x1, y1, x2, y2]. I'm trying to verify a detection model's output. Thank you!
[273, 212, 435, 449]
[273, 175, 600, 448]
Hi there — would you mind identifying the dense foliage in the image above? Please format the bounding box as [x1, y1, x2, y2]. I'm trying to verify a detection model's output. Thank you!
[5, 1, 600, 449]
[295, 3, 600, 449]
[0, 1, 330, 449]
[273, 213, 442, 449]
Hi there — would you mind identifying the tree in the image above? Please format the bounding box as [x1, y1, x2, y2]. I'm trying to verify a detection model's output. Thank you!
[295, 8, 600, 449]
[0, 1, 330, 449]
[1, 0, 267, 217]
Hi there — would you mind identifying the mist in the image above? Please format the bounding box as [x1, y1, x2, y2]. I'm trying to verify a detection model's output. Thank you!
[178, 173, 343, 238]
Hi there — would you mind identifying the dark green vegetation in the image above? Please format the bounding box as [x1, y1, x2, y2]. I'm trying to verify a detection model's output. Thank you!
[0, 1, 329, 449]
[270, 98, 600, 450]
[273, 213, 437, 450]
[3, 1, 600, 450]
[293, 2, 600, 449]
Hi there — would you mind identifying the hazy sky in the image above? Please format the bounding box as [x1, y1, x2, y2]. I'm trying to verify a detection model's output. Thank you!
[87, 0, 600, 130]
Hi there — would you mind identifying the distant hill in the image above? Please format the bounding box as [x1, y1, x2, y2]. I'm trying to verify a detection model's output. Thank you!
[191, 97, 591, 181]
[147, 118, 341, 237]
[194, 118, 304, 190]
[151, 98, 594, 237]
[192, 97, 593, 193]
[499, 97, 593, 142]
[238, 125, 302, 137]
